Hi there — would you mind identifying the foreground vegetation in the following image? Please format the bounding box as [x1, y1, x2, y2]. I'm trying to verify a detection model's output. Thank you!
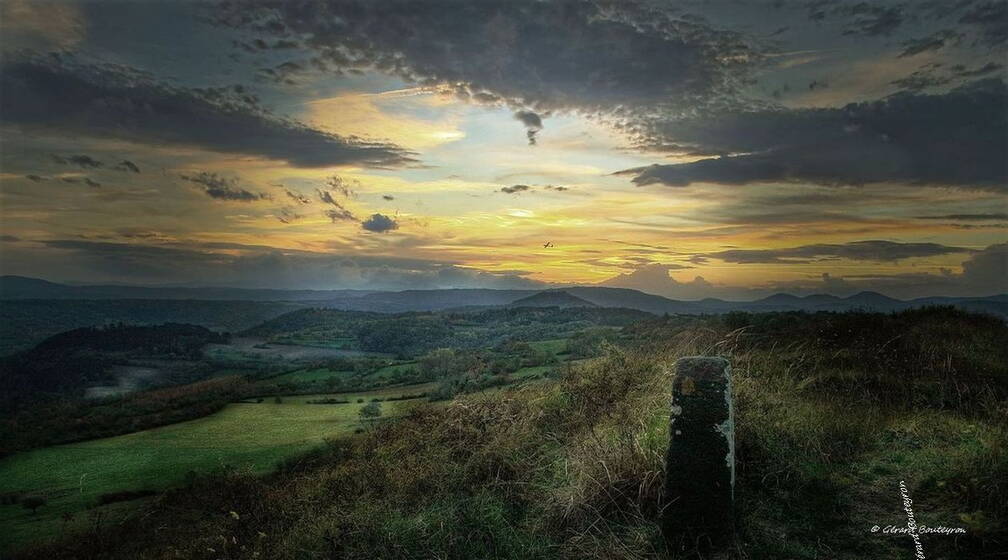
[9, 306, 1004, 559]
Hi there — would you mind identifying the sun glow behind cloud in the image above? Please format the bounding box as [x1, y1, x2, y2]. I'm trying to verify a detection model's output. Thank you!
[0, 0, 1004, 298]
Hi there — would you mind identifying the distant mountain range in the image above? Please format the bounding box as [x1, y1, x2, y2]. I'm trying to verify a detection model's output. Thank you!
[3, 275, 1006, 318]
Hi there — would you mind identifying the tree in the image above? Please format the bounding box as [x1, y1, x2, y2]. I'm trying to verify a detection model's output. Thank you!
[21, 495, 46, 514]
[358, 401, 382, 423]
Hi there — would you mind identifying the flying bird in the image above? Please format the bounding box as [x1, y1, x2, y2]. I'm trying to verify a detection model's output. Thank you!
[543, 241, 553, 248]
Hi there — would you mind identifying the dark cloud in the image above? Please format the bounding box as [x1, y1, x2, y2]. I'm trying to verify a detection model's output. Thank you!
[283, 188, 312, 204]
[83, 178, 101, 188]
[0, 235, 20, 242]
[891, 62, 1004, 91]
[1, 54, 416, 168]
[24, 174, 47, 182]
[810, 2, 905, 37]
[180, 172, 268, 202]
[382, 195, 395, 201]
[623, 78, 1007, 189]
[514, 110, 543, 145]
[361, 213, 398, 233]
[318, 189, 339, 206]
[324, 207, 356, 223]
[700, 240, 971, 264]
[317, 182, 358, 222]
[543, 185, 570, 192]
[500, 184, 532, 194]
[257, 60, 310, 85]
[115, 160, 141, 173]
[917, 213, 1008, 221]
[324, 175, 357, 199]
[52, 154, 103, 168]
[215, 1, 758, 114]
[959, 1, 1008, 46]
[898, 29, 963, 57]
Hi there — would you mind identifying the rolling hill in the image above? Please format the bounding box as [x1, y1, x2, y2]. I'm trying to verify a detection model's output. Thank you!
[508, 290, 597, 308]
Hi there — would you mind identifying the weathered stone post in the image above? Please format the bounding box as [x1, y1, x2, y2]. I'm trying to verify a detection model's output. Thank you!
[662, 356, 734, 552]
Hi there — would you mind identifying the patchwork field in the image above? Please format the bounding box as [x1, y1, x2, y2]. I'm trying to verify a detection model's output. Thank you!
[0, 385, 430, 550]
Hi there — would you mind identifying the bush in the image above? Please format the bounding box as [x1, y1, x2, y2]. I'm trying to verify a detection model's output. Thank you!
[20, 495, 46, 513]
[359, 401, 382, 421]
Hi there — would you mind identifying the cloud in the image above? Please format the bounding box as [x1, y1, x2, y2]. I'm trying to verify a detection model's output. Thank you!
[959, 242, 1007, 291]
[959, 1, 1008, 47]
[0, 0, 85, 50]
[382, 195, 395, 201]
[180, 172, 269, 202]
[115, 160, 140, 173]
[0, 54, 416, 168]
[596, 243, 1008, 299]
[700, 240, 972, 264]
[891, 62, 1004, 91]
[600, 264, 715, 299]
[324, 175, 357, 199]
[622, 78, 1007, 189]
[276, 207, 304, 224]
[916, 213, 1008, 221]
[500, 184, 532, 194]
[24, 174, 47, 182]
[898, 29, 963, 57]
[514, 110, 543, 145]
[84, 178, 101, 188]
[836, 3, 905, 37]
[361, 213, 398, 233]
[283, 188, 312, 205]
[325, 207, 356, 223]
[317, 189, 339, 206]
[10, 239, 543, 290]
[316, 182, 358, 222]
[215, 1, 758, 114]
[52, 154, 103, 169]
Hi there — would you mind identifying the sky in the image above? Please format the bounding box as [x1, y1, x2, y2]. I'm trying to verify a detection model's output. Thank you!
[0, 0, 1005, 299]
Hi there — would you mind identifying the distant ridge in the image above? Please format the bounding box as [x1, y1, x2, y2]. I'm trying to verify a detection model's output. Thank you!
[2, 276, 1005, 319]
[508, 290, 597, 308]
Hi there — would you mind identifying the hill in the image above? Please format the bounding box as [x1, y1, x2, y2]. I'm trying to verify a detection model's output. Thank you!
[508, 290, 597, 308]
[0, 323, 228, 406]
[13, 307, 1006, 559]
[0, 299, 301, 356]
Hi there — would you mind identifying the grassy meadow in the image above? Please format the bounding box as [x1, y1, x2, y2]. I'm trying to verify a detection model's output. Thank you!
[0, 385, 430, 550]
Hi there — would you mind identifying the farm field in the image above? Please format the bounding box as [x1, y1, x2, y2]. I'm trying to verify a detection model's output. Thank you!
[0, 384, 430, 550]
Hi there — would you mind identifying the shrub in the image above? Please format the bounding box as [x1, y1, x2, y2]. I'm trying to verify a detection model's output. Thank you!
[20, 495, 46, 514]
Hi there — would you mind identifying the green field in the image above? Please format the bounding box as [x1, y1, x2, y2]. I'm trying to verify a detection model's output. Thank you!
[270, 367, 352, 384]
[0, 385, 430, 550]
[528, 338, 570, 355]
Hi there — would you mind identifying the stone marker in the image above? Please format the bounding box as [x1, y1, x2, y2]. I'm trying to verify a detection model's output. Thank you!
[663, 356, 734, 552]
